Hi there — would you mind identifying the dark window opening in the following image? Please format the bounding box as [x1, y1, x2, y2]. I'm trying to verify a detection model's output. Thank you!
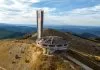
[64, 44, 67, 46]
[57, 45, 62, 47]
[49, 45, 55, 47]
[42, 44, 47, 46]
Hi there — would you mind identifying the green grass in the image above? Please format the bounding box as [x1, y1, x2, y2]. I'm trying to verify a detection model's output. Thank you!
[0, 30, 12, 38]
[0, 30, 25, 39]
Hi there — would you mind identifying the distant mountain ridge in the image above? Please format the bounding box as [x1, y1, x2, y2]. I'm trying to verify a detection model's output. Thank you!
[0, 23, 37, 33]
[0, 28, 25, 39]
[79, 33, 98, 39]
[0, 23, 37, 39]
[0, 23, 100, 39]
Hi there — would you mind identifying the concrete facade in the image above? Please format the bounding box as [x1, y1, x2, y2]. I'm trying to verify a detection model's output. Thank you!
[37, 10, 44, 39]
[36, 36, 68, 54]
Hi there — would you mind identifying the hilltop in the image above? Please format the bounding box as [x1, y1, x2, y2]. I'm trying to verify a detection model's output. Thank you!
[0, 39, 80, 70]
[0, 29, 100, 70]
[30, 29, 100, 56]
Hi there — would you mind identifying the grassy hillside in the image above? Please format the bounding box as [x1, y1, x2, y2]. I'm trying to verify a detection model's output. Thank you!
[31, 29, 100, 56]
[0, 29, 25, 39]
[0, 28, 99, 69]
[0, 39, 80, 70]
[0, 29, 12, 38]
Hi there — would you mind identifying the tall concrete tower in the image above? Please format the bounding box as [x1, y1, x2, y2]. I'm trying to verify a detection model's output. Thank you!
[37, 10, 44, 39]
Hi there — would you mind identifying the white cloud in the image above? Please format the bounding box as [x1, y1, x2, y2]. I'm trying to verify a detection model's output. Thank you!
[67, 5, 100, 15]
[0, 0, 100, 26]
[0, 0, 56, 25]
[46, 4, 100, 26]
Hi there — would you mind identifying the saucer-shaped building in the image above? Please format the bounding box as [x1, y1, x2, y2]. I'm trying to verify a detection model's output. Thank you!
[36, 36, 68, 54]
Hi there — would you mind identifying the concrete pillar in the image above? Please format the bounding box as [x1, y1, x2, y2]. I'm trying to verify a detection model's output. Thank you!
[37, 10, 44, 39]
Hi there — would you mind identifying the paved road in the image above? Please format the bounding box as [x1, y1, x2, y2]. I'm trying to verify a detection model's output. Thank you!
[67, 55, 93, 70]
[67, 49, 100, 70]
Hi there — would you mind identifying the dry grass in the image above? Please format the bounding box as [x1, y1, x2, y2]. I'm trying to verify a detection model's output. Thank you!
[31, 55, 74, 70]
[0, 39, 80, 70]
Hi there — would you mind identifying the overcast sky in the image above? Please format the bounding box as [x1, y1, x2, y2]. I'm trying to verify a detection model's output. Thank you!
[0, 0, 100, 26]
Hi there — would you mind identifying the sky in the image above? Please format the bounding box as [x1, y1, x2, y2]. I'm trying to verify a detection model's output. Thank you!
[0, 0, 100, 26]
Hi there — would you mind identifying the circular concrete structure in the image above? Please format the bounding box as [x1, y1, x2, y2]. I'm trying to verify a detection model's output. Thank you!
[36, 36, 68, 54]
